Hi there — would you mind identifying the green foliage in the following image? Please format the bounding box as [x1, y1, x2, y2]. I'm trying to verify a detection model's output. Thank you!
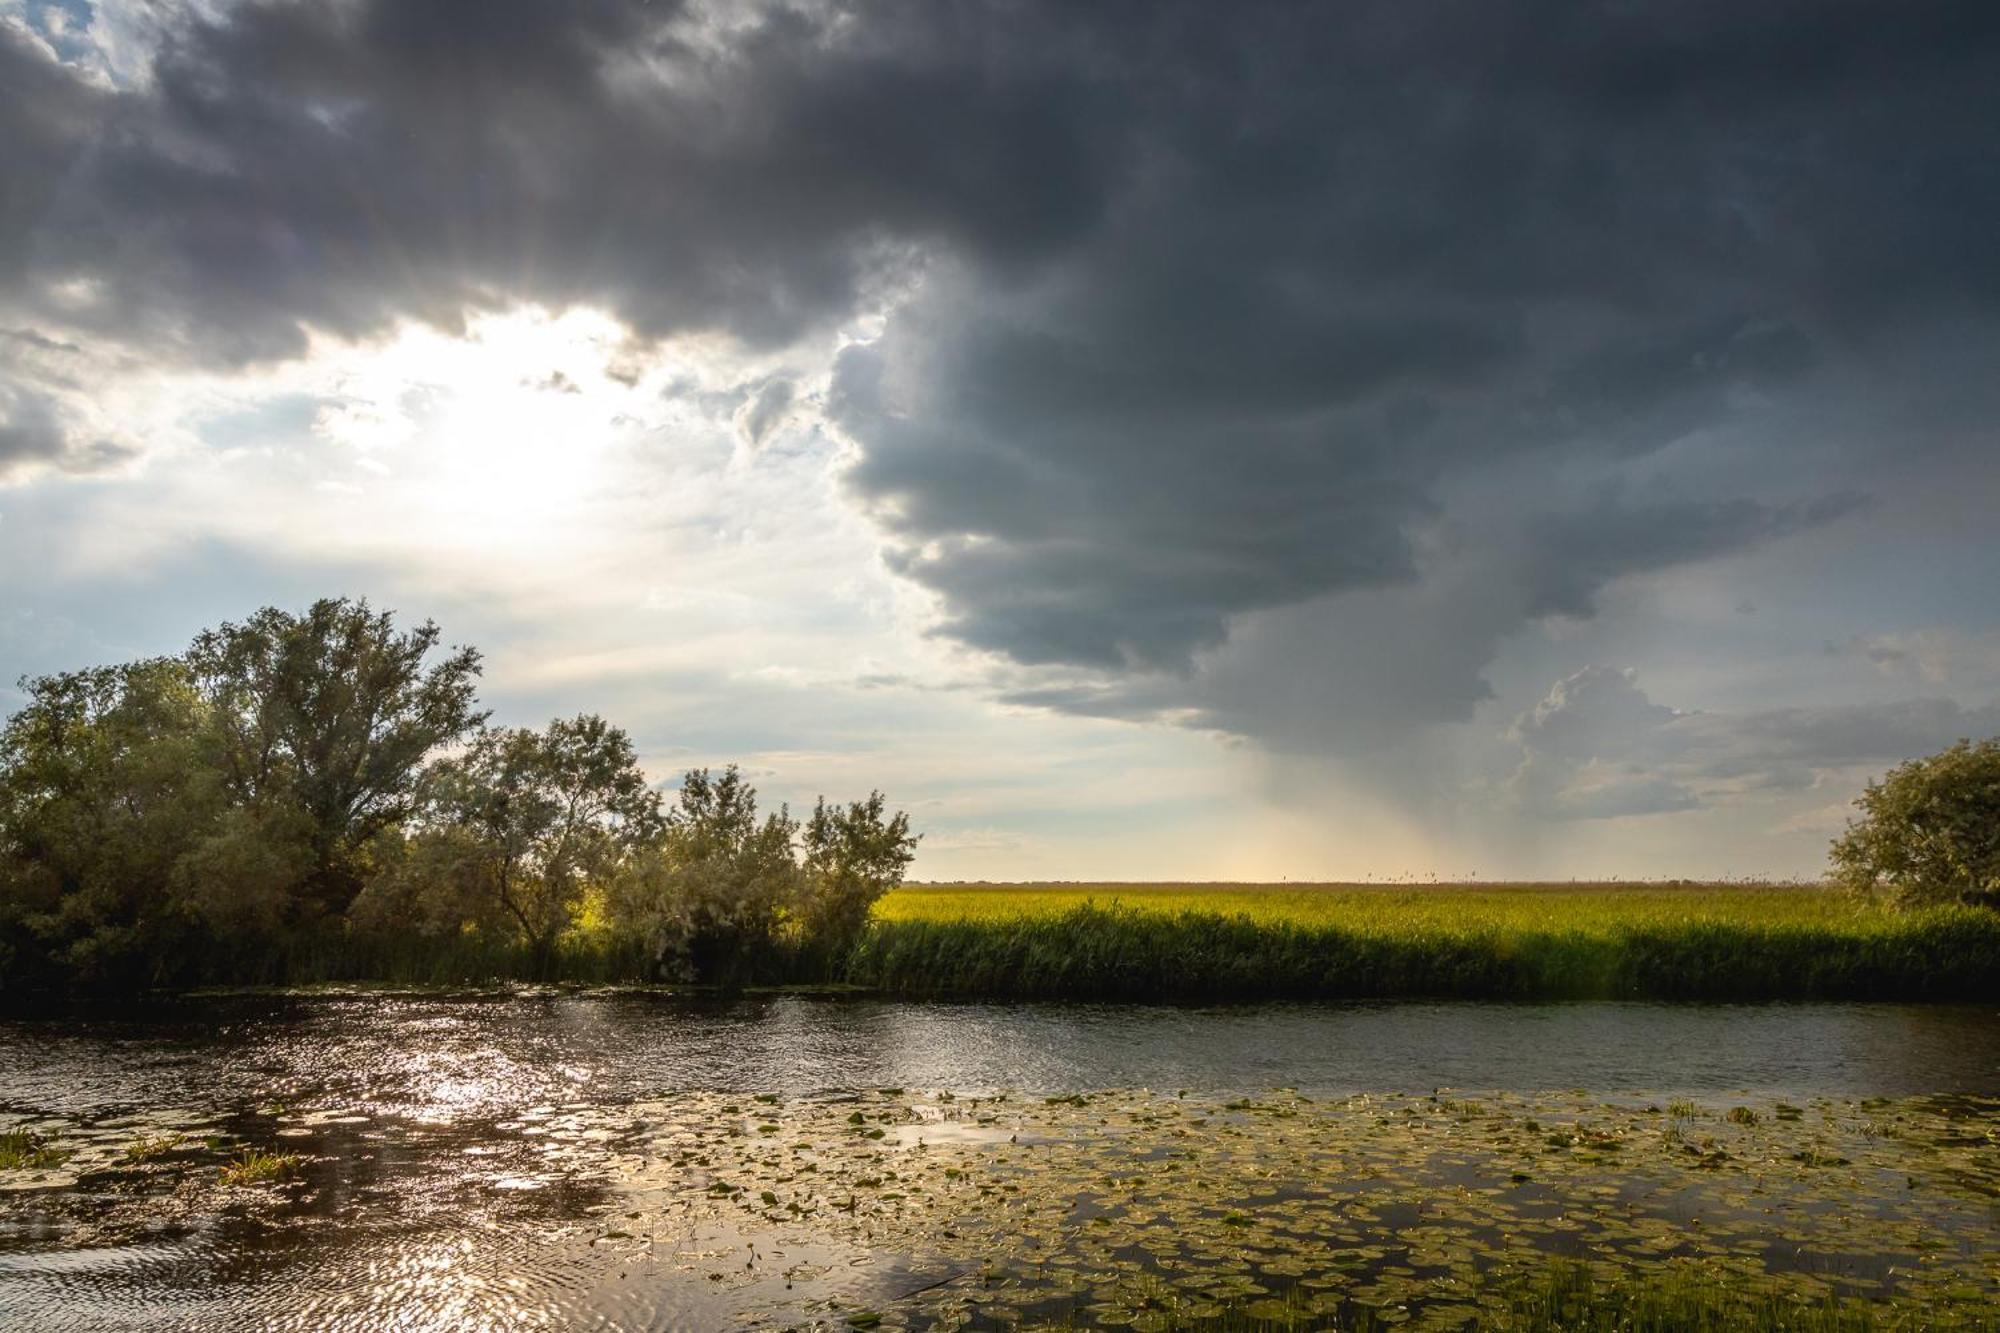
[0, 599, 489, 992]
[186, 597, 485, 915]
[0, 658, 222, 988]
[1830, 738, 2000, 909]
[796, 791, 918, 950]
[0, 1129, 66, 1171]
[1034, 1255, 1990, 1329]
[122, 1133, 184, 1164]
[386, 715, 661, 965]
[605, 767, 919, 984]
[171, 805, 317, 939]
[610, 766, 802, 983]
[0, 595, 920, 995]
[218, 1148, 300, 1186]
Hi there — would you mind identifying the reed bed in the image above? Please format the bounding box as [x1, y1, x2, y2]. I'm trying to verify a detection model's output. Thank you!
[848, 882, 2000, 1001]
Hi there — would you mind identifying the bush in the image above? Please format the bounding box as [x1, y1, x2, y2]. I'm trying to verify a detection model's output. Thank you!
[1831, 739, 2000, 909]
[607, 768, 919, 985]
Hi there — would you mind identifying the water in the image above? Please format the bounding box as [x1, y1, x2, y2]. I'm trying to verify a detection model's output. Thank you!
[4, 993, 1996, 1115]
[1, 994, 1995, 1330]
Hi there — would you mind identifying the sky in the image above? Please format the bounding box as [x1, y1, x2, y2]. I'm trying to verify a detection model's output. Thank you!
[2, 0, 1997, 882]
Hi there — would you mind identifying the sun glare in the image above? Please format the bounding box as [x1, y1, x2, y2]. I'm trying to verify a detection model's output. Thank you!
[316, 306, 642, 542]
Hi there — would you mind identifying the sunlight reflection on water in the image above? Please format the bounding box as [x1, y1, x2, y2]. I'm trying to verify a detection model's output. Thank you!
[0, 994, 1995, 1330]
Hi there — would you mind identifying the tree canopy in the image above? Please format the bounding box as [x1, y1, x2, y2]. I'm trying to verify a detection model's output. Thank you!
[1830, 738, 2000, 909]
[0, 598, 918, 994]
[186, 599, 487, 915]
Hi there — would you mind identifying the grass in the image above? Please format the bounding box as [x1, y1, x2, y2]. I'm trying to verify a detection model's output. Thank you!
[26, 880, 1991, 1003]
[845, 881, 2000, 1001]
[218, 1148, 301, 1186]
[123, 1133, 184, 1164]
[0, 1129, 67, 1171]
[875, 880, 1882, 929]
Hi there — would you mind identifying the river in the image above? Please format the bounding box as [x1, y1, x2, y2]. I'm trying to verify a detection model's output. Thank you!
[2, 993, 1995, 1330]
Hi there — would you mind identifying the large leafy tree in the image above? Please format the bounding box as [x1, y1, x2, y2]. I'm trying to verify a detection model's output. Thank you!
[0, 660, 227, 987]
[186, 598, 485, 916]
[410, 715, 661, 964]
[1831, 738, 2000, 909]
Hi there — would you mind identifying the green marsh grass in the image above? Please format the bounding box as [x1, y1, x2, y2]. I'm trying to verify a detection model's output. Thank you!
[0, 1129, 66, 1171]
[122, 1133, 183, 1164]
[850, 882, 2000, 1001]
[96, 880, 1998, 1001]
[218, 1148, 301, 1186]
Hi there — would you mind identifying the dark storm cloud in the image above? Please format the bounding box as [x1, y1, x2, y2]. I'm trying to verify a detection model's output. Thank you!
[1, 0, 1134, 362]
[5, 0, 1999, 738]
[823, 2, 2000, 685]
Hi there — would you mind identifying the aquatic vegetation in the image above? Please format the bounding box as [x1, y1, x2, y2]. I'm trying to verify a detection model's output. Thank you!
[0, 1129, 66, 1171]
[3, 1082, 1994, 1328]
[850, 884, 2000, 1000]
[1028, 1260, 1996, 1331]
[584, 1088, 2000, 1328]
[218, 1148, 301, 1186]
[122, 1133, 184, 1164]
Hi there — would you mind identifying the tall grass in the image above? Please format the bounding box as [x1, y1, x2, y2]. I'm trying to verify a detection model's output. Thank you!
[844, 883, 2000, 1001]
[51, 882, 1994, 1003]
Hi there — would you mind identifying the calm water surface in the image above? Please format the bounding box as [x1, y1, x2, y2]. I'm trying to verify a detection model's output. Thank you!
[3, 992, 1997, 1113]
[0, 994, 1994, 1330]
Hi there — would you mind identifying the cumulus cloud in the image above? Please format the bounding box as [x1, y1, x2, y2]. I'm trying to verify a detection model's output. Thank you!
[3, 0, 1999, 766]
[1509, 666, 2000, 820]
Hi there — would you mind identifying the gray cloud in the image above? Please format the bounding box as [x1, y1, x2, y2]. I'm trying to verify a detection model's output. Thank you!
[0, 385, 67, 473]
[0, 378, 132, 479]
[1, 0, 1136, 364]
[1510, 667, 1682, 762]
[1509, 666, 2000, 820]
[821, 2, 2000, 710]
[733, 376, 798, 451]
[4, 1, 1999, 749]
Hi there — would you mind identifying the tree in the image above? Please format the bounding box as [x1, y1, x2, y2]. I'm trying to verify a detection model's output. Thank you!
[411, 715, 661, 966]
[0, 660, 229, 988]
[609, 766, 800, 983]
[186, 598, 485, 916]
[1830, 738, 2000, 909]
[797, 791, 918, 950]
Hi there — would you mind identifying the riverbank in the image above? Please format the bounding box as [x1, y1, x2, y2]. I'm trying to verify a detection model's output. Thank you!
[6, 883, 1995, 1004]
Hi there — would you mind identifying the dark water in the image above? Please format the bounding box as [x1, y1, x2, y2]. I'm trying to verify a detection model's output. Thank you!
[3, 992, 1997, 1115]
[1, 993, 1996, 1331]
